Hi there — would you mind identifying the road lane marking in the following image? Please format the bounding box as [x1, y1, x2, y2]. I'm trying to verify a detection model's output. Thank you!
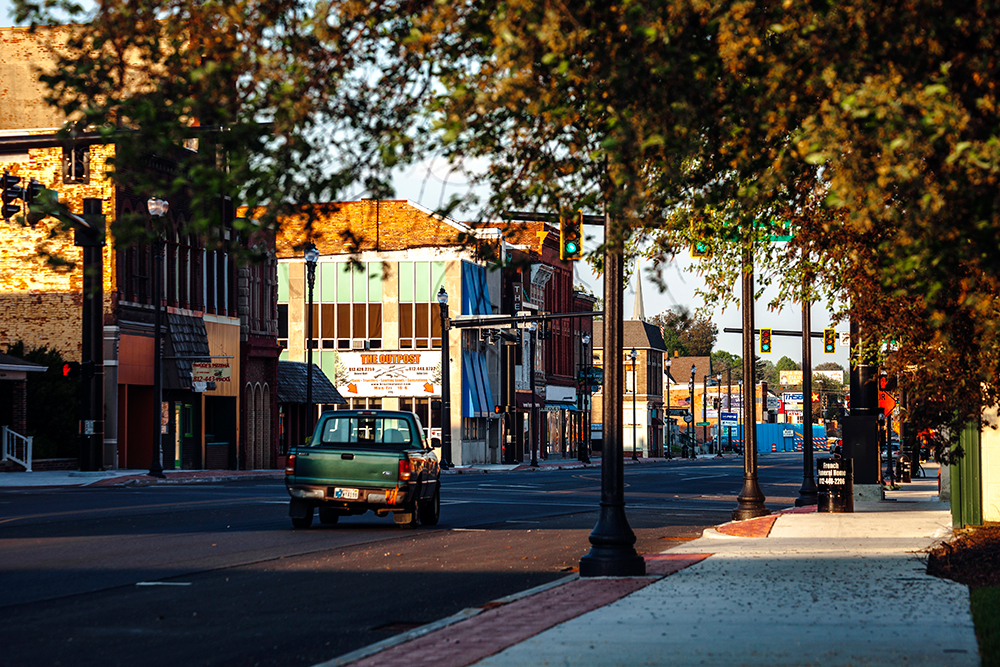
[135, 582, 192, 586]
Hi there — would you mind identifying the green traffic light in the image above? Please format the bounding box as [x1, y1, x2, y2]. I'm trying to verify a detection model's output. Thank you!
[565, 242, 579, 254]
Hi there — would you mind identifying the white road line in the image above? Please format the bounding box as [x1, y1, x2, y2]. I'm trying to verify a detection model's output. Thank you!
[135, 582, 192, 587]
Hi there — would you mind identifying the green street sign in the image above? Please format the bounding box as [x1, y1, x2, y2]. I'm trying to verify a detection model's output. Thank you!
[696, 421, 711, 427]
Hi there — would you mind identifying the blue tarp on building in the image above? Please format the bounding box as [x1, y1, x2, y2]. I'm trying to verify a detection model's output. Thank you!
[460, 262, 495, 418]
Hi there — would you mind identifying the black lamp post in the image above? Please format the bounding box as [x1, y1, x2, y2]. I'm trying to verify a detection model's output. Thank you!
[578, 202, 644, 577]
[147, 197, 169, 479]
[664, 359, 672, 459]
[529, 321, 540, 467]
[305, 244, 319, 436]
[689, 364, 696, 458]
[579, 333, 591, 463]
[629, 348, 638, 461]
[703, 374, 710, 453]
[716, 373, 723, 457]
[737, 379, 743, 451]
[437, 287, 453, 469]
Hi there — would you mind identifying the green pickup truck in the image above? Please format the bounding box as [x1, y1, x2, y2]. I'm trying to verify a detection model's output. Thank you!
[284, 410, 441, 528]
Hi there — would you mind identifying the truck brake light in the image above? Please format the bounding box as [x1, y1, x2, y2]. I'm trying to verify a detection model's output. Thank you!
[285, 455, 296, 475]
[398, 457, 412, 481]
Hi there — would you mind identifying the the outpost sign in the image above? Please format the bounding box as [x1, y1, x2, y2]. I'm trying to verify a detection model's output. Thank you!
[339, 350, 441, 397]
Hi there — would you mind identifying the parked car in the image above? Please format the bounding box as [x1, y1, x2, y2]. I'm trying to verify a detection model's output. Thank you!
[284, 410, 441, 529]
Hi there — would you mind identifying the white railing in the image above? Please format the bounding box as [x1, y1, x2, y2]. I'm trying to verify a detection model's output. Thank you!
[2, 426, 32, 472]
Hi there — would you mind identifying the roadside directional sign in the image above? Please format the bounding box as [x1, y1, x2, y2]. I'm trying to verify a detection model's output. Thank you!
[879, 391, 897, 415]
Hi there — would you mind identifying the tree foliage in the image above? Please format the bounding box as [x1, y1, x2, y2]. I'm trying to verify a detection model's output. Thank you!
[15, 0, 1000, 457]
[648, 307, 717, 357]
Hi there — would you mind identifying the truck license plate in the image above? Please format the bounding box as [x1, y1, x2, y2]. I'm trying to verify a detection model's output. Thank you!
[333, 487, 359, 500]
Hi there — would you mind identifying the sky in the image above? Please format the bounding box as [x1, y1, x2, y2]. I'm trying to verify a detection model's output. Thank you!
[1, 0, 848, 367]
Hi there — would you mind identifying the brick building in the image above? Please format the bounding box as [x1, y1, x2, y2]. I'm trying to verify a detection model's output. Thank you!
[270, 200, 501, 465]
[0, 26, 279, 471]
[480, 218, 597, 462]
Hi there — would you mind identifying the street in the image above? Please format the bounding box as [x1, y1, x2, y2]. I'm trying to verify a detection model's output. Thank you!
[0, 454, 805, 667]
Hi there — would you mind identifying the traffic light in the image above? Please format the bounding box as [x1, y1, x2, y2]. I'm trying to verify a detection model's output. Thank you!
[823, 328, 836, 354]
[2, 170, 24, 220]
[62, 361, 81, 377]
[560, 210, 583, 260]
[712, 397, 720, 410]
[760, 328, 772, 354]
[691, 239, 710, 258]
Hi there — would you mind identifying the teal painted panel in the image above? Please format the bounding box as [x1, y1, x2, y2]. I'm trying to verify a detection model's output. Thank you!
[320, 262, 335, 302]
[399, 261, 413, 301]
[337, 263, 352, 303]
[431, 261, 446, 296]
[368, 262, 383, 301]
[415, 262, 430, 302]
[277, 263, 289, 303]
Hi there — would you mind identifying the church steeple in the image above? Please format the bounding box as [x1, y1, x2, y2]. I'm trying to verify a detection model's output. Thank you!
[631, 257, 645, 321]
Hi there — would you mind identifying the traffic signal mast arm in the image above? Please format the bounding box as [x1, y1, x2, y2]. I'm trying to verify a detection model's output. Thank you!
[449, 310, 603, 330]
[723, 327, 835, 338]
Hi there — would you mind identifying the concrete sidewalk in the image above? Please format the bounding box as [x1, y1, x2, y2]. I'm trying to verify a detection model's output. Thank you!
[327, 464, 979, 667]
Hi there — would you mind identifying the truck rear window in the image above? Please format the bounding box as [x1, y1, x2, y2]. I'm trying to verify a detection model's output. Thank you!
[314, 415, 416, 449]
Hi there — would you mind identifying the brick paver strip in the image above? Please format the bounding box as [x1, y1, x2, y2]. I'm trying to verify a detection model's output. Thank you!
[714, 514, 778, 537]
[342, 554, 711, 667]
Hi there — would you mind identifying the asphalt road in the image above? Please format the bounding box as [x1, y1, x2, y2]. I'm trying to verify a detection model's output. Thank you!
[0, 453, 806, 667]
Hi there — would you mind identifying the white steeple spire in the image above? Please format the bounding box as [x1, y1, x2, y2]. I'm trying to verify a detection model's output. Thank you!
[631, 257, 645, 321]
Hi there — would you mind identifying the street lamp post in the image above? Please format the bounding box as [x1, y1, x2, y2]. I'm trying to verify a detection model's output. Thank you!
[304, 244, 319, 436]
[716, 373, 723, 457]
[437, 287, 453, 469]
[737, 380, 743, 451]
[629, 348, 638, 461]
[665, 360, 672, 459]
[580, 334, 591, 463]
[703, 374, 709, 453]
[689, 364, 696, 458]
[529, 321, 539, 467]
[147, 197, 169, 478]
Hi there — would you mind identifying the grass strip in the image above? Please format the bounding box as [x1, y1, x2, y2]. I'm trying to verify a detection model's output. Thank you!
[972, 586, 1000, 667]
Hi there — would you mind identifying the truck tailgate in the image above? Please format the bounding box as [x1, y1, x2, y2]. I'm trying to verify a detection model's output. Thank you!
[291, 448, 401, 488]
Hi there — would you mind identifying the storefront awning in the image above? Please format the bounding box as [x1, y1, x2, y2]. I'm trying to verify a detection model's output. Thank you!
[277, 360, 347, 405]
[462, 351, 496, 418]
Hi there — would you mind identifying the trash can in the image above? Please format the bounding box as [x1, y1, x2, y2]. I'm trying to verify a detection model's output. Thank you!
[817, 457, 854, 513]
[897, 454, 911, 483]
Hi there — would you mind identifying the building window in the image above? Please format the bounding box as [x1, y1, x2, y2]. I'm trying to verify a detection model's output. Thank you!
[62, 146, 90, 184]
[303, 261, 383, 351]
[399, 397, 431, 439]
[398, 261, 445, 349]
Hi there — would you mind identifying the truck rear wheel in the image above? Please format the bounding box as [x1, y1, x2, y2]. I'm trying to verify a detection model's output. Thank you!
[418, 487, 440, 526]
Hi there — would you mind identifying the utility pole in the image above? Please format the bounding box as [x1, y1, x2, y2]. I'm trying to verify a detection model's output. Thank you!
[78, 199, 105, 471]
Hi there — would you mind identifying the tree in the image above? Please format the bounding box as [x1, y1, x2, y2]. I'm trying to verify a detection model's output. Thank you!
[756, 359, 779, 389]
[775, 356, 799, 373]
[4, 342, 79, 459]
[17, 0, 1000, 460]
[648, 308, 718, 357]
[711, 350, 741, 381]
